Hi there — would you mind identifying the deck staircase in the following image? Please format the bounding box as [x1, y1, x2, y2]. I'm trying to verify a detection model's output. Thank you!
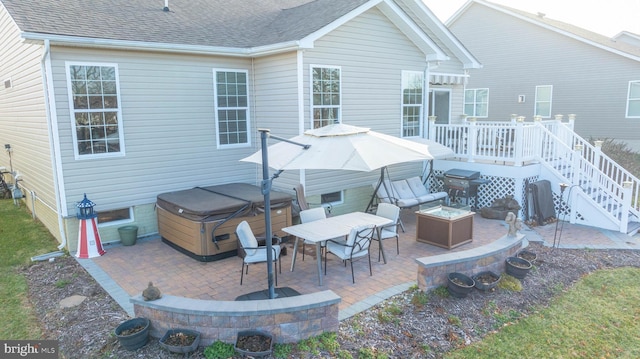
[432, 117, 640, 235]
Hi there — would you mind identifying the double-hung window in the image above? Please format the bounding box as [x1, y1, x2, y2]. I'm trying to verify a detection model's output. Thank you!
[67, 63, 123, 157]
[534, 85, 553, 118]
[626, 81, 640, 118]
[401, 71, 423, 137]
[311, 66, 340, 128]
[214, 70, 249, 147]
[464, 88, 489, 117]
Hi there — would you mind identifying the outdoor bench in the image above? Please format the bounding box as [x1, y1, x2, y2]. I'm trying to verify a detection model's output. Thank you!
[374, 176, 448, 209]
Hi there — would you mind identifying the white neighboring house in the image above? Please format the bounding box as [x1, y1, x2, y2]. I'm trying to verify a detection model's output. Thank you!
[0, 0, 480, 250]
[447, 0, 640, 152]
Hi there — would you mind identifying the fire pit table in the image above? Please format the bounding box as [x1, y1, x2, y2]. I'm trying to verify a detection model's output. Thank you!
[415, 203, 474, 249]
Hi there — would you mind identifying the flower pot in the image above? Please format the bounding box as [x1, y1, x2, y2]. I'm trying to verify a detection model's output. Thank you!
[505, 256, 532, 279]
[472, 271, 501, 291]
[118, 225, 138, 246]
[159, 328, 201, 354]
[114, 317, 150, 351]
[517, 249, 537, 263]
[447, 272, 475, 298]
[234, 330, 274, 358]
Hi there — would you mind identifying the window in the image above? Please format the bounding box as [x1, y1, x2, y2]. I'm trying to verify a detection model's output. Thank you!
[67, 63, 123, 157]
[97, 207, 132, 225]
[321, 191, 343, 205]
[534, 85, 553, 118]
[626, 81, 640, 117]
[464, 88, 489, 117]
[214, 70, 249, 147]
[311, 66, 340, 128]
[402, 71, 423, 137]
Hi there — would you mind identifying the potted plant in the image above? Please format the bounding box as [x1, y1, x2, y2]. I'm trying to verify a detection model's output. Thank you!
[472, 271, 501, 291]
[235, 330, 274, 358]
[447, 272, 475, 298]
[114, 317, 150, 351]
[517, 249, 537, 263]
[159, 328, 201, 354]
[505, 256, 532, 279]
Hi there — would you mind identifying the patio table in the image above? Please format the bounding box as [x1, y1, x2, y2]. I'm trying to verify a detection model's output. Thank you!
[282, 212, 393, 285]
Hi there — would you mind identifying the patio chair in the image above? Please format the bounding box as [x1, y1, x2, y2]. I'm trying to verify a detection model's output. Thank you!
[236, 220, 281, 285]
[324, 224, 376, 284]
[298, 207, 327, 261]
[373, 203, 400, 261]
[294, 184, 332, 214]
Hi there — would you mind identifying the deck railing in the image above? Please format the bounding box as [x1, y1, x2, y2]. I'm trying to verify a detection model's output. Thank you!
[429, 116, 639, 232]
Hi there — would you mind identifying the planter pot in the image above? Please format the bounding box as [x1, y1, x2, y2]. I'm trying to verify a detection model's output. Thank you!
[235, 330, 274, 358]
[517, 249, 537, 263]
[447, 272, 475, 298]
[118, 225, 138, 246]
[505, 256, 532, 279]
[159, 328, 201, 354]
[114, 317, 150, 351]
[472, 271, 501, 291]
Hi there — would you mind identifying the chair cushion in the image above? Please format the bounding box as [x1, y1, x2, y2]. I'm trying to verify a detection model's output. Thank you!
[373, 180, 394, 204]
[392, 180, 415, 200]
[406, 177, 429, 197]
[244, 245, 281, 264]
[236, 221, 258, 256]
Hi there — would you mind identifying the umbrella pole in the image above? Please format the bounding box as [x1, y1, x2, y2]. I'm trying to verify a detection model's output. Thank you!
[259, 129, 277, 299]
[257, 129, 310, 299]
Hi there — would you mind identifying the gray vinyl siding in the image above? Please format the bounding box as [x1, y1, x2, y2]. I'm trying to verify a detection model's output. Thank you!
[250, 52, 303, 194]
[0, 7, 58, 229]
[49, 47, 257, 215]
[450, 4, 640, 142]
[300, 7, 430, 196]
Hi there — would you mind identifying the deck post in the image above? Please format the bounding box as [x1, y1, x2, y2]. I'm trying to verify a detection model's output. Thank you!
[466, 117, 477, 163]
[514, 117, 525, 166]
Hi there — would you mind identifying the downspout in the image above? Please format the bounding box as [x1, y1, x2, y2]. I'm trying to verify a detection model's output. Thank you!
[40, 39, 68, 250]
[297, 50, 306, 186]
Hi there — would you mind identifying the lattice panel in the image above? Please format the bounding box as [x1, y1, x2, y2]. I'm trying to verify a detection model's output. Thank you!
[475, 175, 516, 212]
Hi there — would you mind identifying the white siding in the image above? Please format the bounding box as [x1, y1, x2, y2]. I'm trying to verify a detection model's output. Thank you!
[0, 7, 59, 238]
[49, 47, 259, 214]
[450, 4, 640, 142]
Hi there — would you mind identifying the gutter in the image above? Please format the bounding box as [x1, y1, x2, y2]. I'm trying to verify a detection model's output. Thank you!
[40, 39, 68, 251]
[22, 32, 308, 58]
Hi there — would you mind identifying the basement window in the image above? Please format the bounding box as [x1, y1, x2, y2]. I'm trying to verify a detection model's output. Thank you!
[97, 207, 132, 225]
[321, 191, 343, 206]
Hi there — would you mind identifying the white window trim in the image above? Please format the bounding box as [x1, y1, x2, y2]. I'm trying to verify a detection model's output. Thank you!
[464, 88, 489, 118]
[626, 80, 640, 118]
[401, 70, 424, 138]
[310, 65, 342, 128]
[65, 62, 125, 160]
[97, 207, 134, 228]
[534, 85, 553, 118]
[213, 68, 251, 149]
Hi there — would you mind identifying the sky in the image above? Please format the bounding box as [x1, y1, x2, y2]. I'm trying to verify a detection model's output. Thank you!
[424, 0, 640, 37]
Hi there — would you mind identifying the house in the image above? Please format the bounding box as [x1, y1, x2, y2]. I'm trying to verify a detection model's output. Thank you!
[0, 0, 481, 251]
[446, 0, 640, 152]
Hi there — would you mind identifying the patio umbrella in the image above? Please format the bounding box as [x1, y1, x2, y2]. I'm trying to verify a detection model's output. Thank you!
[241, 123, 453, 172]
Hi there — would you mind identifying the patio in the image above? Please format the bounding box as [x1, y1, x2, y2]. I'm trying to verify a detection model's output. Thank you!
[83, 209, 637, 320]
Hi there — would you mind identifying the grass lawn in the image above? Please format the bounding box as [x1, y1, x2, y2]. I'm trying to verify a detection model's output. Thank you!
[0, 199, 59, 339]
[446, 267, 640, 358]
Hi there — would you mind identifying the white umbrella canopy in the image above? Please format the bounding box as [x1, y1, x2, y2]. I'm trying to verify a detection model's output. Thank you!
[241, 123, 453, 171]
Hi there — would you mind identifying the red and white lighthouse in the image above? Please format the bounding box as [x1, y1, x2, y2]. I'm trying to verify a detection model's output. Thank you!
[75, 194, 105, 258]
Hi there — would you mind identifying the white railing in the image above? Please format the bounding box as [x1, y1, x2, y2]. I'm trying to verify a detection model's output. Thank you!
[429, 116, 639, 232]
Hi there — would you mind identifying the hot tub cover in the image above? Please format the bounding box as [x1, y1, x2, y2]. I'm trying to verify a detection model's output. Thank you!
[156, 183, 292, 222]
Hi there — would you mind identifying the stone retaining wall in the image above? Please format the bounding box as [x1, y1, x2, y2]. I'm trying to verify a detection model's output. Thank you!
[131, 290, 340, 346]
[415, 234, 526, 290]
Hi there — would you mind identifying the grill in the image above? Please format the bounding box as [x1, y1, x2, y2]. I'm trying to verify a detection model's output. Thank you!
[442, 169, 490, 209]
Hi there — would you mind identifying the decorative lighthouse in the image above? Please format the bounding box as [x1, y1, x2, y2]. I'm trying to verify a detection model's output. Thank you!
[75, 194, 106, 258]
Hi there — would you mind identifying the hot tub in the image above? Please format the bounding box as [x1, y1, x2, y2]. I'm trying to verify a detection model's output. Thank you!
[156, 183, 292, 262]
